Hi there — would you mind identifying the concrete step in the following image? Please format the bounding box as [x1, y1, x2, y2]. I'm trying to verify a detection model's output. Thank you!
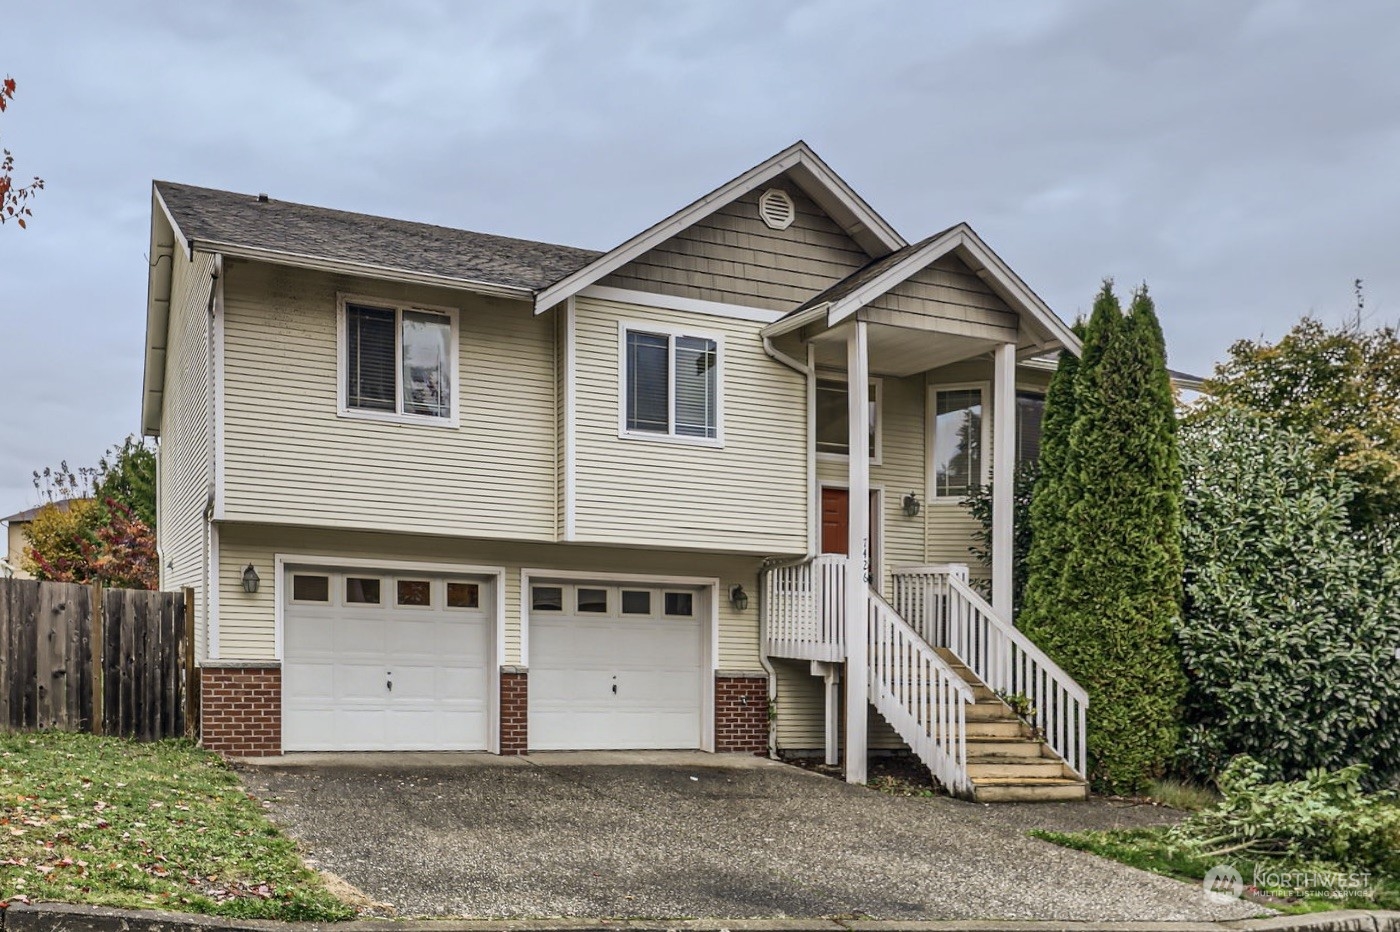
[971, 777, 1089, 803]
[966, 756, 1068, 780]
[966, 737, 1047, 758]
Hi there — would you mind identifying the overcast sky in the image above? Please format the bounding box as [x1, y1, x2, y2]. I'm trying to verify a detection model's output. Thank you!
[2, 0, 1397, 516]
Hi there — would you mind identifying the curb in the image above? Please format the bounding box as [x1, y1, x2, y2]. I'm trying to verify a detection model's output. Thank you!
[1, 904, 1397, 932]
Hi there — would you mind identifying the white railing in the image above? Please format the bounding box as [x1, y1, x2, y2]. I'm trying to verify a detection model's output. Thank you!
[868, 589, 974, 797]
[762, 554, 847, 662]
[891, 565, 1089, 779]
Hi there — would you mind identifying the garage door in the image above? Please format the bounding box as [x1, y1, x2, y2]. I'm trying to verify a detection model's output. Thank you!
[283, 569, 493, 751]
[529, 582, 707, 750]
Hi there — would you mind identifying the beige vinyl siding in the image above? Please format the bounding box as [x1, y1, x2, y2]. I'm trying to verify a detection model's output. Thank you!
[600, 179, 870, 311]
[219, 261, 556, 540]
[214, 522, 765, 670]
[157, 249, 217, 661]
[571, 296, 807, 554]
[864, 255, 1018, 334]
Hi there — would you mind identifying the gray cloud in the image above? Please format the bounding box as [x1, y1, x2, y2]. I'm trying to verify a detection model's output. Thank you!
[2, 0, 1396, 514]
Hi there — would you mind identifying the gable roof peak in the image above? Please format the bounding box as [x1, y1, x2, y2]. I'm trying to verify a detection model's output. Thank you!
[532, 142, 905, 312]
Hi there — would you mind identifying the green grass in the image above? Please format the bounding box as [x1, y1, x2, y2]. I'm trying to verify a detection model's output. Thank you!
[0, 732, 354, 921]
[1146, 778, 1218, 811]
[1033, 827, 1400, 914]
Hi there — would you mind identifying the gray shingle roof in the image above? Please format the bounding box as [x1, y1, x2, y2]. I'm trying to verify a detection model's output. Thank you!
[154, 182, 603, 293]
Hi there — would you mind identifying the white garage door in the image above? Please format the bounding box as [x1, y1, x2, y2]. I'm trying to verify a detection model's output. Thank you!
[283, 569, 493, 751]
[529, 582, 708, 750]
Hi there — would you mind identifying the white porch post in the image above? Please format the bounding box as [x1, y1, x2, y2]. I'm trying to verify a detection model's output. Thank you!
[844, 322, 870, 784]
[991, 341, 1017, 620]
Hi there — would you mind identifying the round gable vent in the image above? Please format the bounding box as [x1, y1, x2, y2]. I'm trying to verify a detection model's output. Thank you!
[758, 188, 796, 231]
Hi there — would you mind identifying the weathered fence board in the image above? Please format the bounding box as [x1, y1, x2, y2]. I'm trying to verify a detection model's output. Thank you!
[0, 578, 189, 740]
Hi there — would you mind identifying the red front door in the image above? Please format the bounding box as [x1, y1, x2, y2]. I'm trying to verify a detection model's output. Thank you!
[821, 488, 850, 555]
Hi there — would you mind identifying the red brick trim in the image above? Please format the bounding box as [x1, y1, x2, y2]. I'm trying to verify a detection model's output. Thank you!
[500, 667, 528, 755]
[715, 673, 768, 754]
[200, 665, 281, 757]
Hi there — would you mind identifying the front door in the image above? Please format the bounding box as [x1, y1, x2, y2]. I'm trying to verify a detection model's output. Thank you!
[820, 487, 880, 567]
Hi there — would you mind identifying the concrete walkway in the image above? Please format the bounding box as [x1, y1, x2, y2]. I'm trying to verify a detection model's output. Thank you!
[236, 752, 1264, 922]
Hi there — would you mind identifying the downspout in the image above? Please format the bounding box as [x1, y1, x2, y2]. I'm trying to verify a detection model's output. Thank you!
[202, 255, 222, 662]
[759, 336, 819, 759]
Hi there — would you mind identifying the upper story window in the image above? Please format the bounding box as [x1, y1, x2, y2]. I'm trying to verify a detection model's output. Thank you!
[815, 376, 881, 463]
[931, 385, 986, 499]
[339, 296, 458, 425]
[1016, 391, 1046, 467]
[619, 323, 723, 445]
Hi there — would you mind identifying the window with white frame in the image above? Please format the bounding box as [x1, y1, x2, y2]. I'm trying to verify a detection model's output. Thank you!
[931, 386, 985, 498]
[621, 325, 721, 441]
[1016, 391, 1046, 467]
[341, 298, 457, 422]
[815, 377, 881, 461]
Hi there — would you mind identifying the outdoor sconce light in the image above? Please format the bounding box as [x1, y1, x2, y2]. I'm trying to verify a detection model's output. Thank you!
[730, 584, 749, 612]
[241, 563, 261, 594]
[902, 491, 923, 518]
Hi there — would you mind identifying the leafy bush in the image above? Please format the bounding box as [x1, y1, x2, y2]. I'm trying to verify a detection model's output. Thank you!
[1177, 408, 1400, 784]
[1170, 756, 1400, 877]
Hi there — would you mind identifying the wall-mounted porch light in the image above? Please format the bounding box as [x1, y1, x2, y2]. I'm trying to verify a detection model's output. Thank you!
[241, 563, 261, 594]
[729, 584, 749, 612]
[902, 491, 923, 518]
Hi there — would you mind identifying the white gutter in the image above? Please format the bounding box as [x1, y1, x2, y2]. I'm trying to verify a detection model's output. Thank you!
[761, 302, 829, 340]
[758, 337, 820, 759]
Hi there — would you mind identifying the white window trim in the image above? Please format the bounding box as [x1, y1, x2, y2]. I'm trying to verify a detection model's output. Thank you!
[336, 293, 461, 428]
[813, 371, 883, 466]
[926, 381, 992, 503]
[616, 320, 725, 448]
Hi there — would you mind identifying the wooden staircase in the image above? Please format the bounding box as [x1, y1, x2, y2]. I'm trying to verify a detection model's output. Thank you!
[937, 649, 1087, 802]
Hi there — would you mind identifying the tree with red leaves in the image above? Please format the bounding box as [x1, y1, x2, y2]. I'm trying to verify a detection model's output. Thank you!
[26, 499, 158, 590]
[1, 75, 44, 228]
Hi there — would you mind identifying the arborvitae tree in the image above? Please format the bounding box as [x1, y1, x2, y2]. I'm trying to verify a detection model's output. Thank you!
[1018, 312, 1085, 643]
[1023, 282, 1186, 793]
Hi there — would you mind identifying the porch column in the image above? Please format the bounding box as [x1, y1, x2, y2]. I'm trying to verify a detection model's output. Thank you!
[991, 341, 1017, 620]
[844, 322, 870, 785]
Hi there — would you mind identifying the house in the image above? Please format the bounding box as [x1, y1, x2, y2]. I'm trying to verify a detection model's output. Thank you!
[142, 142, 1092, 801]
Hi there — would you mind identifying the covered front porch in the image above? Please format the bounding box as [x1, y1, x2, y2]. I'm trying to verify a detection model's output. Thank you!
[758, 225, 1087, 799]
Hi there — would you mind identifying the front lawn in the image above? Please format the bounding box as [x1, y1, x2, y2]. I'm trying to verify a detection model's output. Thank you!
[1033, 827, 1400, 914]
[0, 732, 353, 921]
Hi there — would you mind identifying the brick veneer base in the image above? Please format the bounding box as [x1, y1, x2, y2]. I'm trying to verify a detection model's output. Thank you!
[715, 673, 769, 754]
[200, 666, 281, 757]
[500, 667, 528, 755]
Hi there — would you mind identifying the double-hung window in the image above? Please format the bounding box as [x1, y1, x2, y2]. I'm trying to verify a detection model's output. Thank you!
[930, 385, 987, 499]
[814, 376, 881, 462]
[620, 323, 722, 444]
[1016, 391, 1046, 467]
[339, 297, 457, 424]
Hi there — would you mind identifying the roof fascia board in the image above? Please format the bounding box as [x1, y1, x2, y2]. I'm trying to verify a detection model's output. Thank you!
[786, 147, 905, 257]
[532, 142, 906, 314]
[196, 240, 534, 301]
[141, 187, 181, 436]
[760, 302, 830, 339]
[825, 226, 1083, 357]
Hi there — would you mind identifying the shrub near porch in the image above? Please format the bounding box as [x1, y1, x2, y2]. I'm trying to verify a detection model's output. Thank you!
[0, 733, 352, 920]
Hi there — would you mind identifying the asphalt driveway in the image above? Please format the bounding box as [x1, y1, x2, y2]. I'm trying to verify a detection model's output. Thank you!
[237, 751, 1263, 922]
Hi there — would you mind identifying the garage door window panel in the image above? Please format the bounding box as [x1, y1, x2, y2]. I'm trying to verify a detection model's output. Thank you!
[532, 586, 564, 612]
[291, 574, 330, 603]
[664, 592, 694, 616]
[577, 588, 608, 613]
[395, 579, 432, 607]
[621, 590, 652, 615]
[446, 582, 480, 609]
[346, 577, 382, 604]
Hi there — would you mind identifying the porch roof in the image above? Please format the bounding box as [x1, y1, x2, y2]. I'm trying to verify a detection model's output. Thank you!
[764, 224, 1081, 369]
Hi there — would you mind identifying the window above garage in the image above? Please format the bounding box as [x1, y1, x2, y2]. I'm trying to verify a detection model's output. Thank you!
[618, 322, 723, 447]
[338, 294, 459, 427]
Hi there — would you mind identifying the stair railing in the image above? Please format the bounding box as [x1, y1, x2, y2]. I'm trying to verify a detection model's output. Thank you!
[867, 588, 974, 797]
[762, 554, 846, 662]
[891, 565, 1088, 780]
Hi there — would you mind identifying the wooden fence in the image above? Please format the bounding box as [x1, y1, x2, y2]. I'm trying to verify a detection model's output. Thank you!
[0, 578, 197, 740]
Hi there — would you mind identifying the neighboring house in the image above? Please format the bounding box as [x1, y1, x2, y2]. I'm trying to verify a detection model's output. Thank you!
[2, 499, 89, 579]
[143, 142, 1102, 800]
